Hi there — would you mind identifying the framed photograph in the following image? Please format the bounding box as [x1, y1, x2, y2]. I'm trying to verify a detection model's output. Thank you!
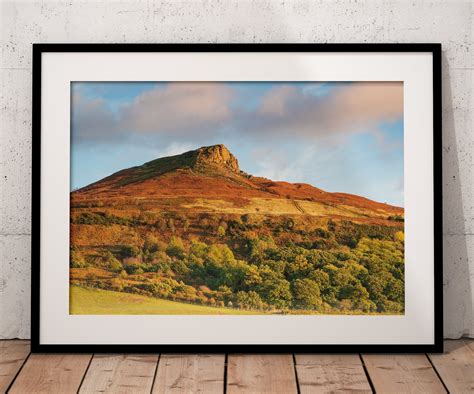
[32, 44, 442, 352]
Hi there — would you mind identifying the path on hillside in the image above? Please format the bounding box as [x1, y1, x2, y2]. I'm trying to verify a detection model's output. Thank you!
[291, 199, 307, 214]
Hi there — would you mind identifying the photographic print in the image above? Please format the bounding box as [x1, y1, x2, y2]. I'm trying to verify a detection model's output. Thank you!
[69, 81, 405, 316]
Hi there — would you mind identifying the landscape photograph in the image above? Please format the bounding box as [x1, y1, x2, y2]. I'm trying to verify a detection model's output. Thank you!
[69, 81, 404, 315]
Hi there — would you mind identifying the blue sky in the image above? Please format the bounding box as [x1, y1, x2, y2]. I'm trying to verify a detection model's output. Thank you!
[71, 81, 404, 206]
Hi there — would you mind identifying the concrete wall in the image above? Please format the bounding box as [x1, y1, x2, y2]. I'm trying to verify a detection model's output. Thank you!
[1, 0, 472, 339]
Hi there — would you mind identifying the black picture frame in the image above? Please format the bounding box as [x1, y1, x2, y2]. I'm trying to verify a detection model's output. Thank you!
[31, 43, 443, 353]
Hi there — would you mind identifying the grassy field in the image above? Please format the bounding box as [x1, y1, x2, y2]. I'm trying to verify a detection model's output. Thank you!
[69, 286, 256, 315]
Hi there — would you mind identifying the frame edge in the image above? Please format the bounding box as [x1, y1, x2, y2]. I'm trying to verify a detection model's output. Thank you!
[30, 43, 444, 353]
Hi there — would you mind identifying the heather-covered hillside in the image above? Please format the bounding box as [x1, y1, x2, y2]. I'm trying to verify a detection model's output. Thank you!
[70, 145, 404, 314]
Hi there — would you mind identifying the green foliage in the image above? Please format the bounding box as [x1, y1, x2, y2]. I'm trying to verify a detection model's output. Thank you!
[166, 236, 185, 258]
[70, 248, 88, 268]
[124, 264, 144, 275]
[107, 254, 123, 273]
[190, 240, 208, 258]
[207, 244, 235, 266]
[217, 225, 226, 237]
[292, 278, 322, 310]
[72, 211, 137, 226]
[247, 235, 275, 264]
[235, 291, 265, 310]
[388, 215, 404, 222]
[138, 211, 158, 225]
[394, 231, 404, 243]
[143, 234, 160, 253]
[257, 267, 292, 308]
[77, 213, 404, 314]
[121, 245, 141, 258]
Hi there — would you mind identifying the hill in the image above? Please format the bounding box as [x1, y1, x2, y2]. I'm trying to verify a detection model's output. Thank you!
[70, 144, 405, 315]
[72, 144, 403, 224]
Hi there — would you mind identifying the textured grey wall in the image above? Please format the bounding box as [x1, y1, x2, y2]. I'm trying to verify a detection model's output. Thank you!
[0, 0, 472, 339]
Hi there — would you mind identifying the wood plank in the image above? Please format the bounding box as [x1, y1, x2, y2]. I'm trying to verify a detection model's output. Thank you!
[0, 340, 30, 392]
[227, 354, 297, 393]
[80, 354, 158, 393]
[9, 354, 92, 394]
[295, 354, 371, 393]
[429, 339, 474, 393]
[153, 354, 224, 393]
[362, 354, 446, 393]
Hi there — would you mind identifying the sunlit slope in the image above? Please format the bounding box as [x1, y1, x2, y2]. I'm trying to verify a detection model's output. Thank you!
[71, 144, 403, 223]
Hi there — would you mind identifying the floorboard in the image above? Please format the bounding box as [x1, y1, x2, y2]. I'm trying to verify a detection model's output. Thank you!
[2, 340, 474, 392]
[227, 354, 298, 393]
[295, 354, 372, 393]
[79, 354, 159, 393]
[362, 354, 447, 393]
[152, 354, 225, 393]
[0, 340, 30, 393]
[429, 339, 474, 393]
[9, 354, 92, 394]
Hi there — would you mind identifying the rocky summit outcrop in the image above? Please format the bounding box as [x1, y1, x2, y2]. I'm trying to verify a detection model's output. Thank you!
[194, 144, 239, 173]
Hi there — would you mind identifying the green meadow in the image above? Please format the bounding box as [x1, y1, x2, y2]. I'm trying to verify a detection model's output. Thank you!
[70, 285, 255, 315]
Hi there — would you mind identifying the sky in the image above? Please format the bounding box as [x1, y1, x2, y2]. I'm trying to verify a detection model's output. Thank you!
[71, 81, 404, 206]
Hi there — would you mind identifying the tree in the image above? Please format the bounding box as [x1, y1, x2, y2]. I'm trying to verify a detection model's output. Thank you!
[394, 231, 405, 243]
[243, 264, 262, 287]
[257, 277, 292, 309]
[166, 236, 185, 258]
[102, 251, 122, 273]
[217, 225, 226, 237]
[110, 278, 124, 291]
[183, 218, 190, 232]
[172, 259, 190, 275]
[248, 235, 275, 264]
[190, 241, 208, 259]
[206, 244, 235, 266]
[384, 277, 404, 303]
[306, 250, 337, 268]
[121, 245, 141, 258]
[143, 234, 160, 253]
[70, 249, 87, 268]
[309, 269, 330, 290]
[151, 279, 175, 298]
[235, 291, 265, 310]
[167, 218, 176, 234]
[291, 279, 322, 310]
[286, 254, 312, 280]
[108, 256, 123, 273]
[216, 285, 233, 303]
[124, 264, 144, 275]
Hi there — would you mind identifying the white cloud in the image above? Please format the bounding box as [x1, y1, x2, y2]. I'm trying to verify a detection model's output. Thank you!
[122, 83, 233, 136]
[161, 142, 195, 157]
[241, 82, 403, 138]
[252, 146, 318, 183]
[72, 82, 403, 146]
[71, 93, 121, 143]
[72, 83, 233, 144]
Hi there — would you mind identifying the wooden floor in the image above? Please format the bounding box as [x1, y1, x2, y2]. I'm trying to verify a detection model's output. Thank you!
[1, 340, 473, 393]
